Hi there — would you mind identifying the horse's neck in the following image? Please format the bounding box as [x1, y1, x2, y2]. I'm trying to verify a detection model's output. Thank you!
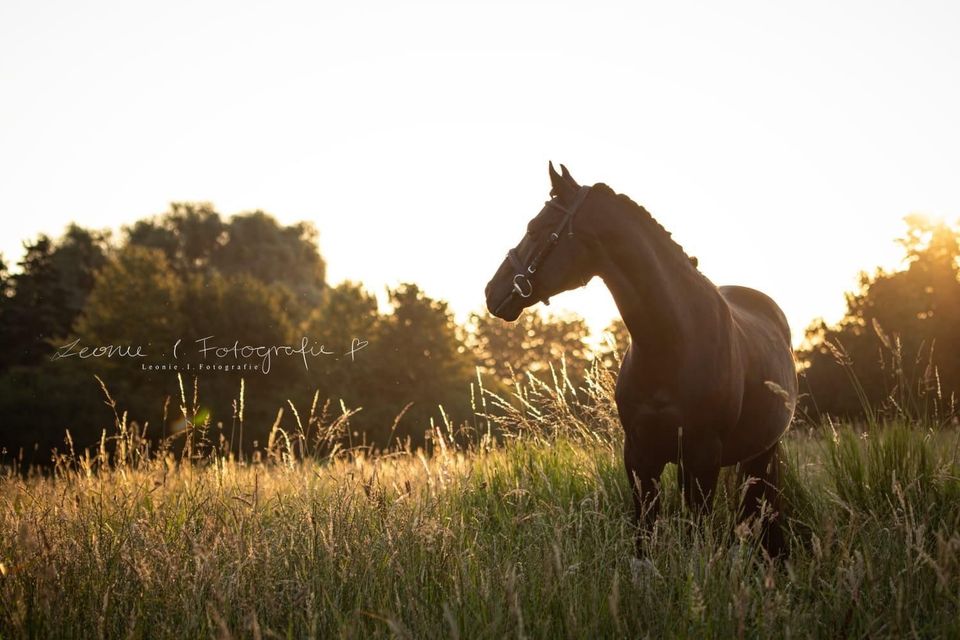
[595, 214, 724, 359]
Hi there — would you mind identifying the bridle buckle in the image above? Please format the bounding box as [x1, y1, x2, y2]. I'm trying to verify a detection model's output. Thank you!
[513, 273, 533, 298]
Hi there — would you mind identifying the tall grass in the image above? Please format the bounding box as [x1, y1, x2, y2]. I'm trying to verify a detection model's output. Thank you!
[1, 359, 959, 638]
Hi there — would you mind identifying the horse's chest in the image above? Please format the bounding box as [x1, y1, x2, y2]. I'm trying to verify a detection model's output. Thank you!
[616, 392, 685, 450]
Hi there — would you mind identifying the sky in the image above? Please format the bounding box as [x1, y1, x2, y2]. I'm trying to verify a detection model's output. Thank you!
[1, 0, 958, 346]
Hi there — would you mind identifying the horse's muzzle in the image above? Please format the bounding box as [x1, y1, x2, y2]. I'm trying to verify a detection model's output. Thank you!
[486, 286, 522, 321]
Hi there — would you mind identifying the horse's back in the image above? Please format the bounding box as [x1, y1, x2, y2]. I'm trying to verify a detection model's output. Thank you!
[719, 285, 797, 463]
[720, 285, 791, 346]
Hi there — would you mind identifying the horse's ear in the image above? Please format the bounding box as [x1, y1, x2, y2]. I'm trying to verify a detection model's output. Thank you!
[549, 161, 576, 199]
[549, 161, 563, 191]
[559, 164, 580, 189]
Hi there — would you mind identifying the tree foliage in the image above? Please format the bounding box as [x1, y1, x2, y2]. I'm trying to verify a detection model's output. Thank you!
[0, 226, 108, 371]
[466, 311, 596, 390]
[295, 281, 475, 448]
[0, 206, 481, 463]
[799, 215, 960, 421]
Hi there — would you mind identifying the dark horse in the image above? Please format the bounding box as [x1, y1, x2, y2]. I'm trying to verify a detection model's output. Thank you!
[484, 163, 798, 557]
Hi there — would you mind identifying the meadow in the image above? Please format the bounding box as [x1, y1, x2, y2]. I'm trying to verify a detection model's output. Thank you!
[1, 366, 959, 639]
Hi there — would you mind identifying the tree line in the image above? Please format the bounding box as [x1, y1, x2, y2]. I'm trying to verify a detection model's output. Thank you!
[0, 205, 957, 465]
[0, 204, 616, 465]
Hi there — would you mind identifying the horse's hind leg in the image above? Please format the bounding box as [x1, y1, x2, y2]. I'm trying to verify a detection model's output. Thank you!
[738, 442, 787, 558]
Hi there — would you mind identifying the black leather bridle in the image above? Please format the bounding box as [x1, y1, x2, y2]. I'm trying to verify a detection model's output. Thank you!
[492, 185, 592, 316]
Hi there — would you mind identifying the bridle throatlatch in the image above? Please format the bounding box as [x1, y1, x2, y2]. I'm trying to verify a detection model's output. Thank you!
[493, 185, 592, 316]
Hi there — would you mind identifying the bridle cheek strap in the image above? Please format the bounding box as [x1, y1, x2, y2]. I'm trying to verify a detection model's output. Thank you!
[494, 185, 592, 315]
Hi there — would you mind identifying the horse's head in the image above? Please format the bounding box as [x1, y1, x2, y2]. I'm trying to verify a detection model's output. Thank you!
[485, 163, 597, 321]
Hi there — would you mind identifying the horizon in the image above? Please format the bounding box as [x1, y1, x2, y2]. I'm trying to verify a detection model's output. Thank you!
[2, 1, 958, 346]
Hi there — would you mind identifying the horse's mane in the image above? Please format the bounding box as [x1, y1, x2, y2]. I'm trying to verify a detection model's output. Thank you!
[592, 183, 700, 270]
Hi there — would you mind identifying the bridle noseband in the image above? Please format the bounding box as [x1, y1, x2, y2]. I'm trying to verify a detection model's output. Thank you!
[493, 185, 592, 316]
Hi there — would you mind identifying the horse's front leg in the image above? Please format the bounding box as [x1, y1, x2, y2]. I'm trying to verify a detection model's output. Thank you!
[623, 433, 665, 556]
[677, 434, 722, 517]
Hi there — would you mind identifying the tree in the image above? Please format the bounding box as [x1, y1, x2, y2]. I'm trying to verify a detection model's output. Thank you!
[0, 255, 10, 299]
[364, 284, 474, 446]
[128, 204, 326, 323]
[300, 281, 378, 383]
[0, 226, 108, 372]
[212, 212, 326, 316]
[0, 243, 179, 463]
[799, 215, 960, 420]
[126, 202, 226, 276]
[74, 245, 185, 349]
[466, 310, 592, 387]
[71, 244, 324, 445]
